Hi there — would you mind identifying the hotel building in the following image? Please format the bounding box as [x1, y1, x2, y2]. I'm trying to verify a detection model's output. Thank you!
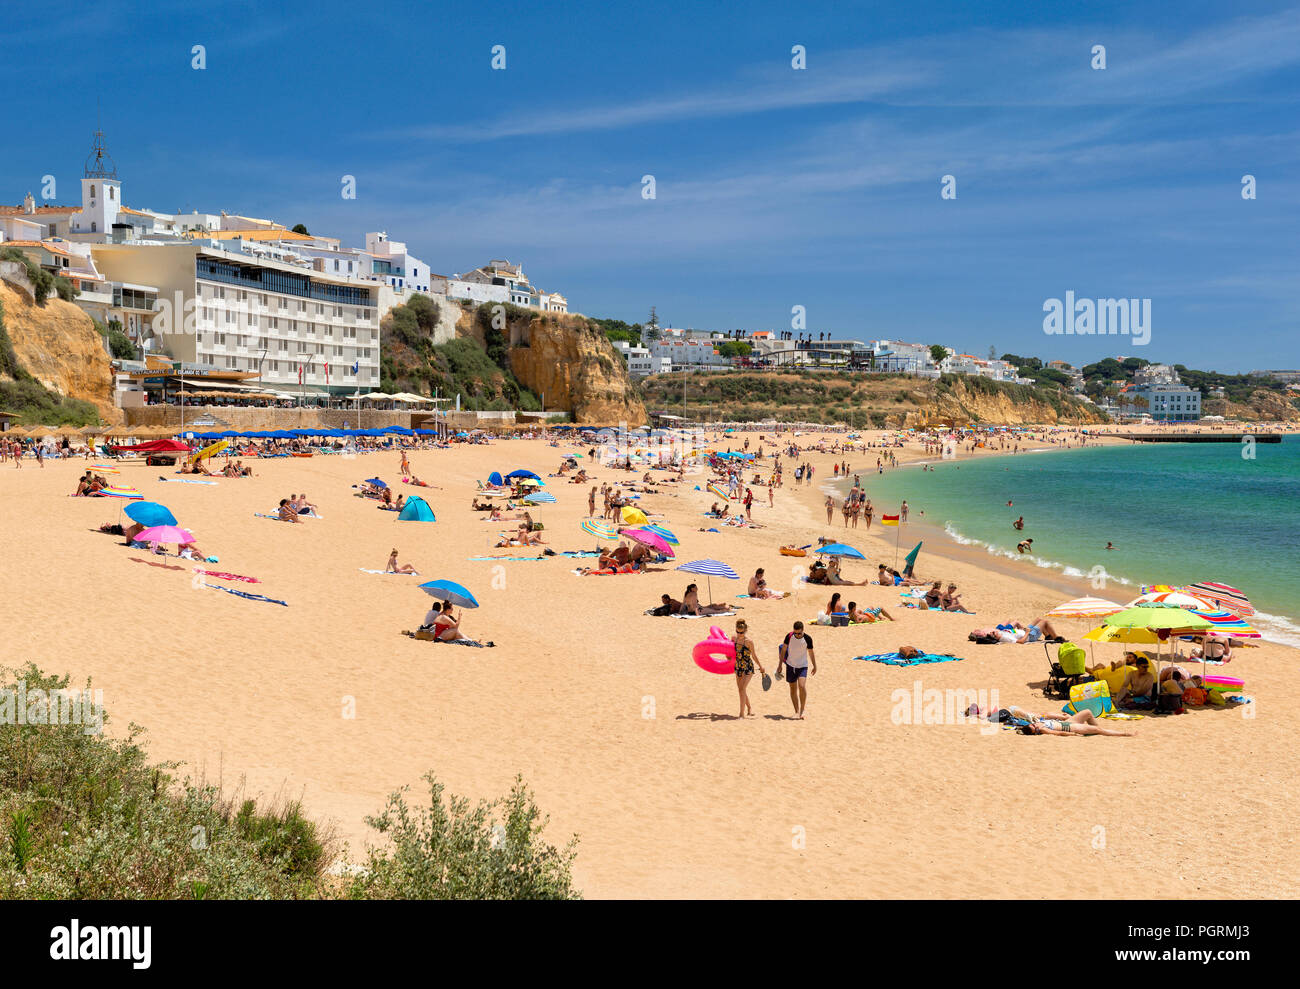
[90, 241, 380, 394]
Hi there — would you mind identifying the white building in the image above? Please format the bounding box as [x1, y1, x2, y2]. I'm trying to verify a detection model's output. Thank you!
[613, 340, 671, 377]
[91, 241, 381, 394]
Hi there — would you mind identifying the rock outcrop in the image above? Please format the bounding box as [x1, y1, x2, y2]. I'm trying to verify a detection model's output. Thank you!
[925, 378, 1107, 426]
[0, 265, 119, 423]
[505, 313, 646, 425]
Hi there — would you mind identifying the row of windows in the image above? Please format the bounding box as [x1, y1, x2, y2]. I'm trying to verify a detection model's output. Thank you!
[197, 283, 374, 323]
[197, 257, 375, 307]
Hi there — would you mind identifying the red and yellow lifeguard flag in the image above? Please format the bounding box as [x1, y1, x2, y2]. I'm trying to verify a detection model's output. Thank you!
[881, 514, 900, 526]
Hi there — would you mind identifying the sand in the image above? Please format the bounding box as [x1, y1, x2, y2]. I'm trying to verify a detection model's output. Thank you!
[4, 428, 1297, 898]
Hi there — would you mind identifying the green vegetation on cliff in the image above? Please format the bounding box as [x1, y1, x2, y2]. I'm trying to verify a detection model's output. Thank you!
[0, 298, 100, 425]
[379, 295, 541, 411]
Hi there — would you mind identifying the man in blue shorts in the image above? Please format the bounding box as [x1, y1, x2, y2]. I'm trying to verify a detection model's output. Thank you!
[778, 621, 816, 719]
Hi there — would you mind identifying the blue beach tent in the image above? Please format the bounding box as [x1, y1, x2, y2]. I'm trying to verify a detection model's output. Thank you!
[397, 496, 436, 522]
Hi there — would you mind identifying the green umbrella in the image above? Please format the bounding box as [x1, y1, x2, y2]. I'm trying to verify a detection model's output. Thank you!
[1103, 605, 1213, 696]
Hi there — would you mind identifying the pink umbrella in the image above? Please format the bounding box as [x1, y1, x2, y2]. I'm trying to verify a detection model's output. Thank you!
[621, 527, 675, 558]
[135, 525, 196, 546]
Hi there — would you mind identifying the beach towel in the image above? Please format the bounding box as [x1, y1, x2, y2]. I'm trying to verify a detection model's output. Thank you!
[572, 568, 642, 576]
[159, 477, 218, 485]
[203, 582, 287, 607]
[196, 569, 261, 584]
[644, 608, 739, 619]
[852, 652, 963, 667]
[466, 555, 546, 562]
[358, 568, 420, 576]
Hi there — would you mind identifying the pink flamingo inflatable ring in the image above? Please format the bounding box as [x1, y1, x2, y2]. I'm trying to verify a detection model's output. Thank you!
[692, 626, 736, 675]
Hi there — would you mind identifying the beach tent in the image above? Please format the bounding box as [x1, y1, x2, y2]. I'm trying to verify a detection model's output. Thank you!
[397, 496, 436, 522]
[487, 471, 504, 486]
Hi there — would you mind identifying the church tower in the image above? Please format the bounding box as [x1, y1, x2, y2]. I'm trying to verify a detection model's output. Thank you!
[70, 127, 121, 238]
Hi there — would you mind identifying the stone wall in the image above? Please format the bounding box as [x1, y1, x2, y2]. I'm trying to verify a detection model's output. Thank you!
[123, 406, 424, 430]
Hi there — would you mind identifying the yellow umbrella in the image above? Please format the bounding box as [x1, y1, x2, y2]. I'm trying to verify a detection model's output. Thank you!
[621, 506, 648, 525]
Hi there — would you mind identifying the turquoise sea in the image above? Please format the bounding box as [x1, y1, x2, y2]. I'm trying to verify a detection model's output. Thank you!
[849, 436, 1300, 646]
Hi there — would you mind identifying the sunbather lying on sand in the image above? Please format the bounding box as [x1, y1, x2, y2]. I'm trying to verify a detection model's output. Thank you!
[965, 703, 1135, 737]
[679, 583, 731, 616]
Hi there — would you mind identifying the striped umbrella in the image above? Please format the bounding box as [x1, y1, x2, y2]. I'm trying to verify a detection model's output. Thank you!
[1183, 607, 1260, 638]
[1043, 596, 1125, 620]
[581, 519, 618, 540]
[639, 523, 679, 545]
[676, 558, 738, 605]
[1127, 590, 1218, 611]
[1183, 581, 1255, 617]
[99, 484, 143, 499]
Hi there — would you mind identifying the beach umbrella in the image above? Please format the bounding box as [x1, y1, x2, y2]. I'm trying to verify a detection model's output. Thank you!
[418, 579, 479, 609]
[365, 477, 388, 489]
[524, 491, 556, 504]
[676, 558, 738, 605]
[99, 484, 143, 499]
[397, 496, 435, 522]
[125, 502, 177, 527]
[582, 519, 618, 540]
[1044, 597, 1126, 620]
[621, 506, 648, 525]
[1183, 581, 1255, 617]
[135, 525, 195, 546]
[902, 541, 923, 578]
[639, 523, 680, 545]
[505, 469, 540, 481]
[818, 542, 865, 559]
[1104, 605, 1214, 687]
[517, 477, 544, 487]
[1127, 590, 1217, 611]
[621, 527, 675, 558]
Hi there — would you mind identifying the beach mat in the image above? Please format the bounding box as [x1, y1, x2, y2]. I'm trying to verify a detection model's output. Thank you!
[203, 582, 287, 607]
[359, 568, 420, 576]
[160, 477, 218, 485]
[197, 569, 261, 584]
[852, 652, 963, 667]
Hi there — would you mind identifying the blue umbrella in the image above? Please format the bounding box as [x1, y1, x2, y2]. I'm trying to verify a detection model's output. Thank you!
[365, 477, 388, 489]
[819, 542, 865, 559]
[505, 469, 540, 481]
[125, 501, 177, 527]
[524, 491, 556, 504]
[675, 559, 738, 605]
[418, 580, 479, 608]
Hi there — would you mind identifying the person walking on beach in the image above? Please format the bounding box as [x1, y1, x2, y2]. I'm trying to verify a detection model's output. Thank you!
[399, 449, 410, 476]
[826, 495, 834, 524]
[768, 480, 774, 508]
[744, 487, 754, 521]
[588, 486, 596, 517]
[778, 621, 815, 719]
[732, 619, 766, 718]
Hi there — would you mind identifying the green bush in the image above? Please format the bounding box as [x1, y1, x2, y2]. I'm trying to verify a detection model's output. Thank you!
[347, 772, 580, 900]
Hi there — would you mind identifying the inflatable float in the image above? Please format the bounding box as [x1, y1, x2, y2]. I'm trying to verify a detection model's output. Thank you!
[692, 626, 735, 675]
[780, 546, 807, 557]
[1201, 674, 1245, 693]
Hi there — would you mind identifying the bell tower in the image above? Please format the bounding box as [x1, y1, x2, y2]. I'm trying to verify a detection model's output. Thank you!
[72, 127, 121, 238]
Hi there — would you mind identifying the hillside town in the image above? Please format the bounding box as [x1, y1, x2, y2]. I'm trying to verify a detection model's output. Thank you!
[3, 132, 1293, 425]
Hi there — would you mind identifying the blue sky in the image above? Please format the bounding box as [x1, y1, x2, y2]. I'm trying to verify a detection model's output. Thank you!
[3, 0, 1298, 371]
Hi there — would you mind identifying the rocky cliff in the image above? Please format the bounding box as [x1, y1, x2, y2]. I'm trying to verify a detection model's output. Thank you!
[0, 265, 119, 424]
[1203, 389, 1300, 423]
[499, 312, 646, 425]
[926, 377, 1107, 426]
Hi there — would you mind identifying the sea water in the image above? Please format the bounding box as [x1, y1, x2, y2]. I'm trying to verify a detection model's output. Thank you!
[846, 436, 1300, 646]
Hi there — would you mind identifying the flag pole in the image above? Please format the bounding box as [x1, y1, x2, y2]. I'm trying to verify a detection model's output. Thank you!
[894, 513, 901, 569]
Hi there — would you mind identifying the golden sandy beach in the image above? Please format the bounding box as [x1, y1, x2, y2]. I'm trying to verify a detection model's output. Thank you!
[4, 430, 1296, 898]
